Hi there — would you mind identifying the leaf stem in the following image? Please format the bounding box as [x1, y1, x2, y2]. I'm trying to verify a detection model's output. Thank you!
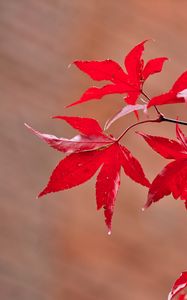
[116, 112, 187, 142]
[116, 115, 163, 142]
[141, 91, 161, 115]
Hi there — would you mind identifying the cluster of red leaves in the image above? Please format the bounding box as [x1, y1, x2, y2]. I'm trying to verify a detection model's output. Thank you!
[25, 116, 150, 233]
[168, 272, 187, 300]
[27, 39, 187, 298]
[26, 40, 187, 232]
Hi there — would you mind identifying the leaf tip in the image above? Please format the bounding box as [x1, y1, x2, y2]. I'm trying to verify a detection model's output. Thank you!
[65, 103, 71, 108]
[142, 38, 153, 46]
[24, 122, 30, 129]
[73, 60, 79, 66]
[144, 199, 152, 210]
[185, 200, 187, 210]
[65, 102, 77, 108]
[104, 120, 110, 131]
[24, 123, 37, 135]
[167, 292, 172, 300]
[52, 115, 62, 120]
[135, 130, 143, 136]
[38, 189, 46, 198]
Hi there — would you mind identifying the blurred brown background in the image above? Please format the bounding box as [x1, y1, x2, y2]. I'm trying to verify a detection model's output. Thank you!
[1, 1, 187, 299]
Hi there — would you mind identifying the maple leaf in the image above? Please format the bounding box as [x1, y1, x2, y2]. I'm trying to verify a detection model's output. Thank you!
[168, 272, 187, 300]
[148, 71, 187, 107]
[26, 116, 150, 233]
[25, 116, 113, 153]
[67, 41, 167, 107]
[138, 124, 187, 209]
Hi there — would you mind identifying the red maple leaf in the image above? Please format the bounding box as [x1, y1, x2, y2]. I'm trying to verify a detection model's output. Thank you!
[25, 116, 113, 153]
[138, 124, 187, 209]
[168, 272, 187, 300]
[26, 116, 150, 233]
[148, 71, 187, 107]
[67, 41, 167, 107]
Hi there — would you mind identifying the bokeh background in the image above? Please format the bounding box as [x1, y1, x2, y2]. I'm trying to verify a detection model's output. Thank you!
[1, 1, 187, 299]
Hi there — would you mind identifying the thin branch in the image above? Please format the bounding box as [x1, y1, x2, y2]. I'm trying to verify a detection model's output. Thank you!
[141, 91, 160, 114]
[116, 115, 163, 142]
[116, 114, 187, 142]
[162, 117, 187, 126]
